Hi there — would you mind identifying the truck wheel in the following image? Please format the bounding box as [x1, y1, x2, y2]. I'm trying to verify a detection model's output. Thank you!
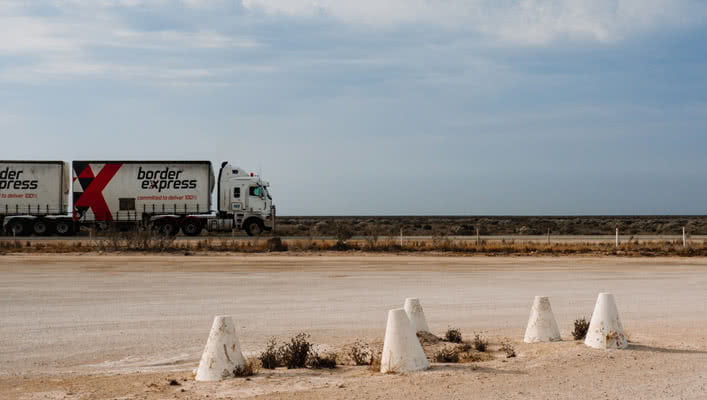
[181, 219, 202, 236]
[7, 220, 27, 236]
[159, 220, 179, 236]
[244, 219, 264, 237]
[32, 219, 50, 236]
[54, 220, 74, 236]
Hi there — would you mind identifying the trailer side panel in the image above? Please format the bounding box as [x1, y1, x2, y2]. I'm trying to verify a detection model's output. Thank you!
[72, 161, 213, 221]
[0, 161, 68, 215]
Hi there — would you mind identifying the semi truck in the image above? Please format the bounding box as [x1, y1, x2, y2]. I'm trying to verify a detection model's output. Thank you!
[0, 160, 275, 237]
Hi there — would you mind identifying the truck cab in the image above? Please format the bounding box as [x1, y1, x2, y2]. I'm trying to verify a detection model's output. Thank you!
[216, 162, 275, 236]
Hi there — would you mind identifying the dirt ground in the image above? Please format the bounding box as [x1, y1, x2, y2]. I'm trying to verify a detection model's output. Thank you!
[0, 254, 705, 399]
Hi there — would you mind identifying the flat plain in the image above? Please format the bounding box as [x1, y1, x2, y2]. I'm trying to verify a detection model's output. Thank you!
[1, 254, 705, 399]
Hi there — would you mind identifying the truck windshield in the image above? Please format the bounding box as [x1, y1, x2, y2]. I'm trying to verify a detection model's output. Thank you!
[264, 187, 272, 200]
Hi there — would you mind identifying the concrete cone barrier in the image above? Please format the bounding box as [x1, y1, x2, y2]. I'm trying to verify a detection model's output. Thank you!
[524, 296, 562, 343]
[381, 308, 430, 373]
[584, 293, 628, 349]
[195, 316, 246, 381]
[404, 298, 430, 333]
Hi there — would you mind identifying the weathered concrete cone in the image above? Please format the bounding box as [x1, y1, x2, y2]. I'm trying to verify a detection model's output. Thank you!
[381, 308, 430, 373]
[584, 293, 628, 349]
[195, 316, 246, 381]
[404, 298, 430, 333]
[524, 296, 562, 343]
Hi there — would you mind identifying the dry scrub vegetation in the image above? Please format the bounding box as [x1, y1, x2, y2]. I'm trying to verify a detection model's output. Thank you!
[275, 215, 707, 236]
[2, 232, 707, 256]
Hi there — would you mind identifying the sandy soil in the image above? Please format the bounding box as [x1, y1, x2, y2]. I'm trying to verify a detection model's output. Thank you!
[0, 254, 705, 399]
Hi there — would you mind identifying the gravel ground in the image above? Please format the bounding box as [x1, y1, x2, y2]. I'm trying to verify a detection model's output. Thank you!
[0, 254, 705, 399]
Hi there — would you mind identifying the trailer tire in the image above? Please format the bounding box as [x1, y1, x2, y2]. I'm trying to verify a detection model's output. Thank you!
[32, 219, 50, 236]
[244, 219, 264, 237]
[156, 220, 179, 236]
[181, 219, 202, 236]
[54, 220, 74, 236]
[7, 219, 27, 236]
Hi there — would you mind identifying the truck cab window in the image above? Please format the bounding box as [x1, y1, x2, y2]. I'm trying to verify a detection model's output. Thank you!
[233, 187, 240, 199]
[249, 186, 262, 197]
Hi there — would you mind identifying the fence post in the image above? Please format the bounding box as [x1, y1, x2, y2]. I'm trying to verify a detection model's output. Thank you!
[615, 228, 619, 248]
[683, 227, 687, 248]
[476, 226, 480, 246]
[546, 228, 550, 244]
[400, 228, 403, 247]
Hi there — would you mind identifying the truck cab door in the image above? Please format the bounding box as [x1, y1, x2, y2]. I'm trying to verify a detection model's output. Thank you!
[231, 186, 244, 212]
[248, 185, 267, 212]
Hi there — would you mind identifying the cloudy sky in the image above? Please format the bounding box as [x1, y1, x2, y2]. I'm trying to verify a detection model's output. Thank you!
[1, 0, 706, 215]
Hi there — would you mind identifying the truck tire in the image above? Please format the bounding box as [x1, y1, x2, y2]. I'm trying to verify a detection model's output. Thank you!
[157, 220, 179, 236]
[181, 219, 202, 236]
[244, 219, 264, 237]
[32, 219, 50, 236]
[54, 220, 74, 236]
[7, 219, 27, 236]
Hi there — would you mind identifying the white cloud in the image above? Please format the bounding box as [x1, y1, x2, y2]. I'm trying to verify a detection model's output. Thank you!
[241, 0, 707, 44]
[0, 1, 260, 84]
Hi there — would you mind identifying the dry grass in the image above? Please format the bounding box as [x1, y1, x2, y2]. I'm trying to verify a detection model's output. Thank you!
[2, 233, 706, 256]
[234, 358, 260, 377]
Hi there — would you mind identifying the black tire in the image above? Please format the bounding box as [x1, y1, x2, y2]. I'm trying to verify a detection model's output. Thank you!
[32, 219, 50, 236]
[158, 220, 179, 236]
[7, 219, 27, 236]
[54, 220, 74, 236]
[244, 219, 264, 237]
[181, 219, 202, 236]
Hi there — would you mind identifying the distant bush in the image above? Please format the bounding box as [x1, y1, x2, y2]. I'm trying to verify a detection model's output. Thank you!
[500, 339, 516, 358]
[307, 351, 337, 369]
[434, 346, 461, 363]
[234, 358, 260, 377]
[280, 333, 312, 369]
[472, 332, 488, 352]
[444, 327, 463, 344]
[259, 338, 281, 369]
[349, 340, 373, 366]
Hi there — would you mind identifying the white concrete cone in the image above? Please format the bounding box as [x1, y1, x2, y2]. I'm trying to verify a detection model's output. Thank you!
[404, 298, 430, 333]
[584, 293, 628, 350]
[381, 308, 430, 373]
[524, 296, 562, 343]
[195, 316, 246, 381]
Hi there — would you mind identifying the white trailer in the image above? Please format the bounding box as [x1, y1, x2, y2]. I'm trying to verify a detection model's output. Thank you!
[1, 160, 275, 237]
[0, 161, 70, 235]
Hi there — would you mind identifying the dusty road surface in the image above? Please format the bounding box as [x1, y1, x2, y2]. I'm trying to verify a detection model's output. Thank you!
[0, 254, 705, 399]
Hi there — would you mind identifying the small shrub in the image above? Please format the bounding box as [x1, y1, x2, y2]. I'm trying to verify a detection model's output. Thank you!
[266, 237, 288, 252]
[434, 346, 460, 363]
[444, 327, 463, 343]
[500, 339, 516, 358]
[280, 333, 312, 369]
[259, 338, 281, 369]
[349, 340, 373, 366]
[572, 317, 590, 340]
[367, 353, 382, 372]
[472, 332, 488, 352]
[234, 358, 260, 377]
[308, 351, 337, 369]
[334, 222, 353, 247]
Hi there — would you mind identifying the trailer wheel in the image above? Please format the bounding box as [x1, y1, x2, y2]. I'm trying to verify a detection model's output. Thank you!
[158, 220, 179, 236]
[244, 219, 264, 237]
[7, 219, 27, 236]
[181, 219, 202, 236]
[54, 220, 74, 236]
[32, 219, 50, 236]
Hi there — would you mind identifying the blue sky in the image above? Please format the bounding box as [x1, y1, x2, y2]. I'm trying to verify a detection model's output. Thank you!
[1, 0, 706, 215]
